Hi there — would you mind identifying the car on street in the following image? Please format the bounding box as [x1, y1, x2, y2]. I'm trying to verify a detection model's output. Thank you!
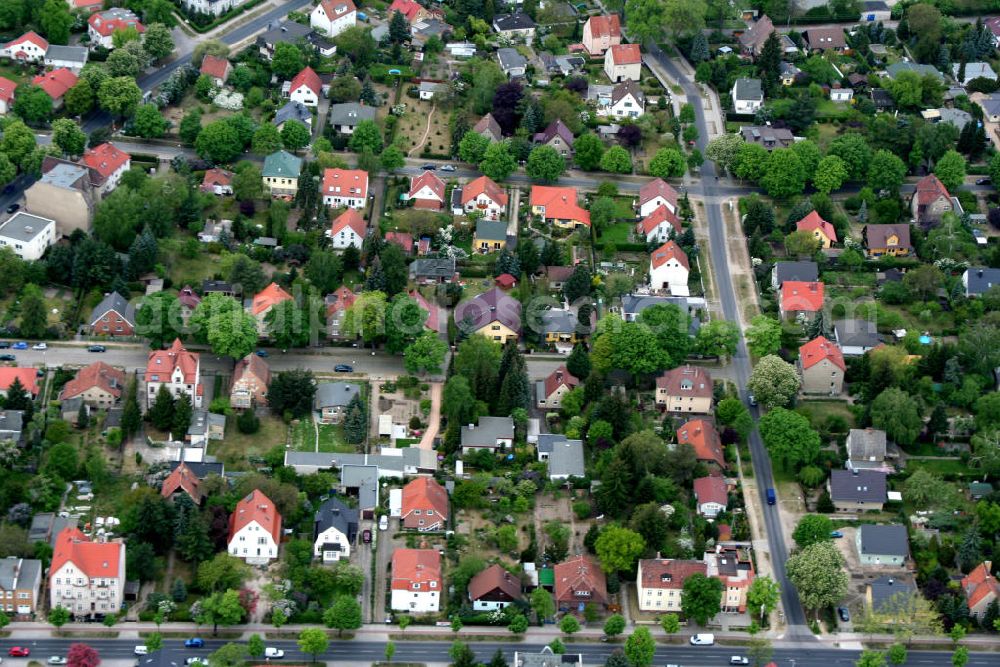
[0, 341, 10, 348]
[184, 639, 204, 648]
[185, 659, 203, 665]
[11, 342, 27, 350]
[838, 606, 850, 622]
[976, 177, 991, 185]
[256, 349, 269, 357]
[264, 649, 284, 659]
[831, 530, 844, 538]
[48, 658, 67, 665]
[362, 529, 372, 543]
[334, 364, 353, 372]
[730, 658, 749, 665]
[379, 515, 388, 531]
[440, 164, 456, 172]
[87, 345, 106, 352]
[8, 649, 29, 657]
[0, 354, 14, 361]
[32, 342, 47, 350]
[747, 393, 757, 406]
[689, 634, 714, 646]
[5, 204, 19, 214]
[420, 164, 436, 170]
[134, 647, 148, 656]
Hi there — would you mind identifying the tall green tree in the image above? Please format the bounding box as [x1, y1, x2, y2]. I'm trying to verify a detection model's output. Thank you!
[681, 573, 722, 625]
[623, 627, 656, 667]
[39, 0, 73, 44]
[759, 407, 821, 470]
[786, 541, 849, 614]
[18, 283, 48, 339]
[51, 119, 87, 157]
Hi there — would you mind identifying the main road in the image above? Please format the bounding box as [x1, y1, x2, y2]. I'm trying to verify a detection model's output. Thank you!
[6, 637, 995, 667]
[644, 44, 810, 636]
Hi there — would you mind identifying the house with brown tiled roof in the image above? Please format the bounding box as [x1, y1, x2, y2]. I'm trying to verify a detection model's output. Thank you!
[535, 365, 579, 409]
[677, 419, 726, 468]
[910, 174, 953, 228]
[200, 54, 232, 86]
[401, 477, 449, 531]
[799, 336, 845, 395]
[638, 178, 679, 218]
[58, 362, 125, 409]
[231, 353, 271, 409]
[473, 113, 502, 142]
[962, 561, 1000, 619]
[694, 475, 729, 518]
[325, 285, 357, 338]
[636, 557, 707, 612]
[739, 15, 775, 56]
[533, 119, 575, 158]
[803, 27, 847, 52]
[455, 286, 521, 343]
[201, 168, 234, 196]
[160, 462, 204, 504]
[554, 554, 608, 610]
[863, 224, 912, 258]
[656, 365, 712, 413]
[469, 563, 523, 610]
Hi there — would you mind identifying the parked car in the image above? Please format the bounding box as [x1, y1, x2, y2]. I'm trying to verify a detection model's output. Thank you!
[185, 659, 203, 665]
[48, 658, 67, 665]
[838, 606, 850, 622]
[420, 164, 437, 170]
[440, 165, 456, 172]
[0, 354, 14, 361]
[976, 177, 991, 185]
[0, 341, 10, 348]
[264, 649, 284, 659]
[5, 204, 19, 214]
[730, 658, 749, 665]
[133, 647, 148, 656]
[689, 634, 714, 646]
[831, 531, 844, 538]
[362, 529, 372, 543]
[8, 648, 30, 657]
[255, 349, 269, 357]
[334, 364, 353, 372]
[184, 639, 204, 648]
[31, 342, 47, 350]
[11, 342, 27, 350]
[379, 515, 388, 531]
[87, 345, 106, 352]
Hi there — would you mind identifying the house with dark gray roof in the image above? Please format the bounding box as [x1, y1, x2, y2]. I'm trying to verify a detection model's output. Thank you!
[28, 513, 77, 547]
[731, 78, 763, 114]
[89, 291, 135, 336]
[963, 267, 1000, 297]
[313, 495, 359, 562]
[771, 261, 818, 290]
[314, 382, 361, 423]
[846, 428, 889, 472]
[834, 319, 881, 356]
[0, 557, 43, 616]
[461, 416, 514, 454]
[340, 464, 379, 515]
[44, 44, 88, 71]
[409, 257, 456, 283]
[885, 62, 942, 81]
[514, 647, 583, 667]
[497, 47, 527, 77]
[829, 469, 887, 512]
[257, 21, 314, 60]
[857, 524, 909, 566]
[866, 575, 917, 613]
[547, 437, 584, 481]
[0, 410, 24, 443]
[273, 100, 313, 130]
[493, 13, 536, 39]
[327, 103, 377, 134]
[741, 125, 795, 151]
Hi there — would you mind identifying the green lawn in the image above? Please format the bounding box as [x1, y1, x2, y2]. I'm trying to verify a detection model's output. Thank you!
[906, 458, 976, 478]
[208, 414, 287, 469]
[291, 419, 356, 453]
[600, 222, 634, 245]
[795, 400, 856, 431]
[0, 64, 30, 85]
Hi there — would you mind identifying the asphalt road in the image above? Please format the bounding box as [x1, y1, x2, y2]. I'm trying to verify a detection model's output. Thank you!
[645, 45, 809, 636]
[5, 638, 995, 666]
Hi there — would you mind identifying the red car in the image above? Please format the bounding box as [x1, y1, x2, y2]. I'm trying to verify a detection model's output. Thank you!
[9, 647, 31, 657]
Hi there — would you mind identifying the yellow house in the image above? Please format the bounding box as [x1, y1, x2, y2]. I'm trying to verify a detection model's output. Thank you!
[455, 287, 521, 344]
[262, 150, 302, 198]
[796, 210, 837, 249]
[473, 219, 507, 253]
[863, 224, 913, 258]
[541, 309, 590, 345]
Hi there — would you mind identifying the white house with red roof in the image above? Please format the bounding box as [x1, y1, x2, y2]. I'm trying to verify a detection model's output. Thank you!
[693, 475, 729, 518]
[388, 0, 437, 24]
[649, 240, 689, 296]
[82, 143, 130, 195]
[604, 44, 641, 82]
[779, 280, 824, 320]
[145, 339, 202, 409]
[327, 209, 367, 249]
[635, 204, 681, 243]
[1, 32, 48, 62]
[325, 285, 357, 338]
[228, 489, 282, 564]
[798, 335, 845, 395]
[0, 76, 16, 114]
[322, 168, 369, 209]
[0, 367, 40, 397]
[391, 548, 442, 612]
[459, 175, 507, 220]
[638, 178, 679, 218]
[582, 15, 621, 56]
[201, 168, 234, 195]
[71, 0, 104, 13]
[88, 8, 145, 49]
[250, 282, 294, 334]
[32, 68, 77, 108]
[49, 527, 125, 619]
[401, 477, 449, 531]
[910, 173, 954, 228]
[962, 561, 1000, 618]
[287, 66, 323, 107]
[407, 170, 446, 210]
[200, 54, 232, 86]
[311, 0, 357, 38]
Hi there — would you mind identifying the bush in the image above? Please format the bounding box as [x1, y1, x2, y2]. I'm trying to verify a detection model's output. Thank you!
[572, 501, 591, 519]
[237, 409, 260, 434]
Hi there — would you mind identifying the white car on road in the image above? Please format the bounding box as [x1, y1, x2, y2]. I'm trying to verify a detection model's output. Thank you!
[264, 649, 284, 659]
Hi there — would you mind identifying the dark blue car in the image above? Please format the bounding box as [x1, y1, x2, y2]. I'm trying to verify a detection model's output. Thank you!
[184, 639, 204, 648]
[12, 341, 28, 350]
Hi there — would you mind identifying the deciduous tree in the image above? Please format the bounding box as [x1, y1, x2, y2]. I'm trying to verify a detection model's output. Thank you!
[759, 407, 820, 470]
[747, 355, 801, 409]
[681, 573, 722, 625]
[785, 541, 848, 614]
[595, 525, 646, 573]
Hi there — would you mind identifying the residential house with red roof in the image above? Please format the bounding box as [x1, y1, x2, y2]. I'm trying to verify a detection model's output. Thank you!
[779, 280, 824, 320]
[228, 489, 282, 564]
[410, 290, 444, 334]
[530, 185, 590, 228]
[555, 554, 608, 610]
[177, 286, 201, 325]
[88, 8, 145, 49]
[59, 362, 125, 409]
[604, 44, 641, 82]
[385, 231, 414, 254]
[287, 66, 323, 107]
[649, 240, 689, 296]
[327, 208, 367, 249]
[325, 285, 357, 338]
[799, 336, 845, 395]
[72, 0, 104, 13]
[201, 168, 234, 196]
[82, 143, 130, 195]
[391, 548, 442, 612]
[694, 475, 729, 518]
[322, 168, 368, 209]
[88, 291, 134, 336]
[910, 174, 954, 228]
[638, 178, 679, 218]
[0, 368, 39, 397]
[454, 286, 521, 343]
[535, 365, 579, 409]
[962, 561, 1000, 619]
[32, 68, 77, 108]
[459, 175, 507, 220]
[200, 54, 232, 86]
[0, 77, 16, 115]
[388, 0, 437, 24]
[582, 15, 621, 56]
[636, 557, 708, 612]
[401, 477, 449, 531]
[230, 353, 271, 409]
[49, 528, 125, 619]
[636, 204, 681, 244]
[145, 339, 202, 408]
[469, 563, 523, 611]
[656, 365, 712, 413]
[677, 419, 726, 469]
[407, 170, 446, 210]
[250, 282, 294, 335]
[2, 32, 48, 62]
[160, 462, 204, 504]
[796, 210, 837, 248]
[311, 0, 357, 38]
